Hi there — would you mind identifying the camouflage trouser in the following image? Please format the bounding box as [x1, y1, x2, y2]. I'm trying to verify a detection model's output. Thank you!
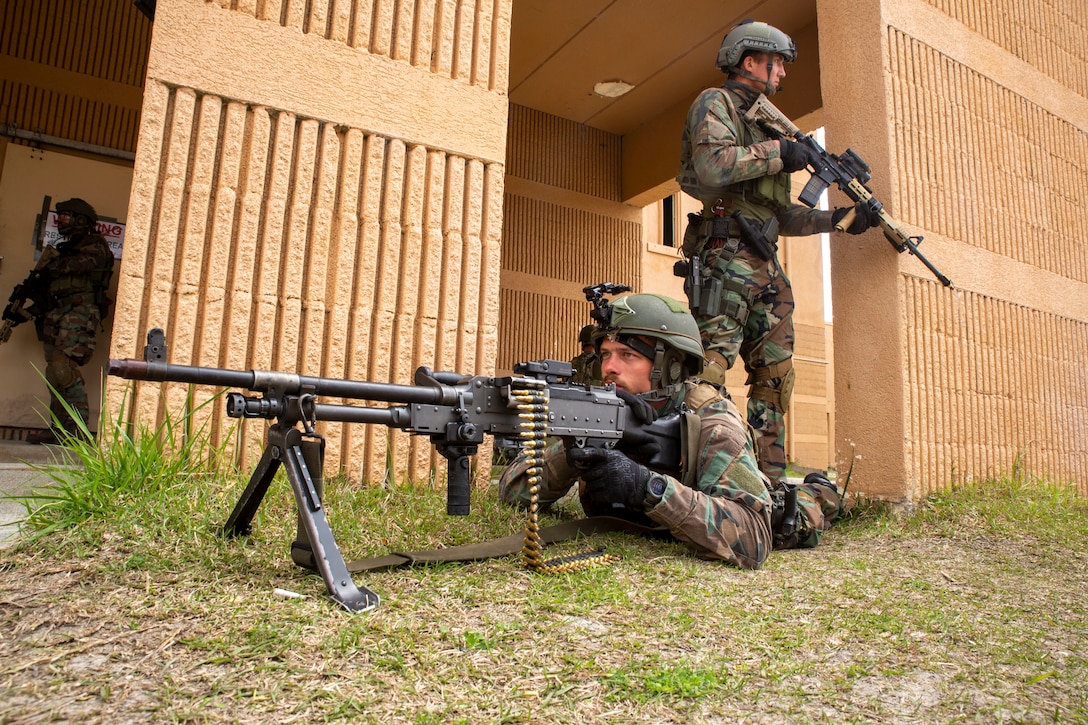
[41, 303, 100, 433]
[772, 478, 842, 550]
[695, 244, 793, 481]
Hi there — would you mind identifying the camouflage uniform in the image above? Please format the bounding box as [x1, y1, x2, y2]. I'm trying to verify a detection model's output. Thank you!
[36, 223, 114, 436]
[498, 379, 841, 568]
[676, 81, 835, 481]
[569, 350, 600, 386]
[569, 324, 601, 386]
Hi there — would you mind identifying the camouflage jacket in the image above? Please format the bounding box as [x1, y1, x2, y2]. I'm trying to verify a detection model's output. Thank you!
[497, 380, 774, 569]
[676, 82, 833, 237]
[569, 351, 600, 386]
[45, 232, 114, 309]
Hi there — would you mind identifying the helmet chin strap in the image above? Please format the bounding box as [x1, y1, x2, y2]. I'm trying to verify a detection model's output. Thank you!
[615, 335, 683, 402]
[730, 57, 780, 96]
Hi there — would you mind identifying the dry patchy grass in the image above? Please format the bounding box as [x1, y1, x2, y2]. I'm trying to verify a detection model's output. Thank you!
[1, 473, 1086, 724]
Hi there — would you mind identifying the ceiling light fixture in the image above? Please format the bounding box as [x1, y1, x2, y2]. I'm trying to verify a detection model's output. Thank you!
[593, 80, 635, 98]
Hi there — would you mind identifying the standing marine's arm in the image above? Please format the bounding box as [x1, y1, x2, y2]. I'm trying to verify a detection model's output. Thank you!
[684, 90, 787, 191]
[776, 203, 836, 236]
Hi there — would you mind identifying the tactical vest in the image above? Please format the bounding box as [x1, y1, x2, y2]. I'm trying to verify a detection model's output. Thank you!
[48, 234, 114, 312]
[677, 85, 792, 225]
[712, 86, 792, 220]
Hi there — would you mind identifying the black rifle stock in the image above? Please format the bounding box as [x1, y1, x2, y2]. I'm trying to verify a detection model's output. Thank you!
[108, 328, 680, 612]
[744, 94, 953, 288]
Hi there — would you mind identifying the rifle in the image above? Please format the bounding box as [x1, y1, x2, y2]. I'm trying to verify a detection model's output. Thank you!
[1, 245, 57, 344]
[744, 94, 953, 288]
[108, 326, 681, 612]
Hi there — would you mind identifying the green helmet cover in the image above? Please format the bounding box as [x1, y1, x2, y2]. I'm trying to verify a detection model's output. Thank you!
[55, 198, 98, 233]
[603, 293, 705, 376]
[717, 19, 796, 70]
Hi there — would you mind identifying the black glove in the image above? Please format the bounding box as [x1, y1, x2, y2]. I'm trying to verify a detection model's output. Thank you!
[616, 389, 662, 462]
[779, 138, 819, 173]
[566, 446, 651, 513]
[803, 471, 838, 494]
[832, 202, 879, 235]
[616, 389, 656, 425]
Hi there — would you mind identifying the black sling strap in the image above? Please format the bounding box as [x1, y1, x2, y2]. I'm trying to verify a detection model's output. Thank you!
[343, 516, 670, 573]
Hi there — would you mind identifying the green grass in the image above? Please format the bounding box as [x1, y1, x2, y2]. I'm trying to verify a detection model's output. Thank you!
[1, 408, 1086, 723]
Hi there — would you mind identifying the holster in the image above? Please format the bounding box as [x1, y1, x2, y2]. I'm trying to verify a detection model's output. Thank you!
[674, 251, 751, 326]
[730, 211, 779, 262]
[771, 482, 800, 549]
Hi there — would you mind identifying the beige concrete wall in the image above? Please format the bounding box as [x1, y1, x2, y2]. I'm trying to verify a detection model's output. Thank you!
[499, 105, 642, 371]
[819, 0, 1088, 497]
[110, 0, 512, 484]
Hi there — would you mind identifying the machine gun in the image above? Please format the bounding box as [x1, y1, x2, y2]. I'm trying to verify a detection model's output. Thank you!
[1, 246, 56, 344]
[108, 326, 681, 612]
[744, 94, 953, 288]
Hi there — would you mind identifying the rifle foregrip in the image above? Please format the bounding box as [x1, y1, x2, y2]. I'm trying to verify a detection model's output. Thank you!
[834, 207, 857, 232]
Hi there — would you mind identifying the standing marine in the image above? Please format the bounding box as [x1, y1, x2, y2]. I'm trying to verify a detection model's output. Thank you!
[675, 19, 877, 481]
[25, 198, 114, 443]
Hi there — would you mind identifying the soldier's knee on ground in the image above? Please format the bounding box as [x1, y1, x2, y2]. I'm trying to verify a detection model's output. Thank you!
[45, 351, 81, 390]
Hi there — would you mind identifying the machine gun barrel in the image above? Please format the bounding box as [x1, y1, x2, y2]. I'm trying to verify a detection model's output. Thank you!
[104, 325, 682, 612]
[106, 358, 459, 406]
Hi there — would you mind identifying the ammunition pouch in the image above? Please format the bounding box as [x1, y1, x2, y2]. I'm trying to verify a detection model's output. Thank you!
[730, 212, 779, 262]
[681, 212, 733, 257]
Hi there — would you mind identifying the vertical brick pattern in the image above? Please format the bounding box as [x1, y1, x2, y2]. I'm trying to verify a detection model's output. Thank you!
[0, 0, 149, 153]
[919, 0, 1088, 97]
[500, 106, 640, 373]
[229, 0, 509, 91]
[505, 105, 623, 201]
[886, 25, 1088, 494]
[905, 278, 1088, 495]
[114, 0, 507, 484]
[886, 28, 1087, 283]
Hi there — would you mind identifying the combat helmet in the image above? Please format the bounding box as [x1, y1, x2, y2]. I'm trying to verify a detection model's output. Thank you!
[577, 323, 596, 348]
[55, 198, 98, 236]
[599, 293, 705, 399]
[717, 19, 795, 95]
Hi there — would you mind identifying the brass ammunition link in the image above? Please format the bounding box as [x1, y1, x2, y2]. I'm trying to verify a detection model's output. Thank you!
[516, 382, 619, 573]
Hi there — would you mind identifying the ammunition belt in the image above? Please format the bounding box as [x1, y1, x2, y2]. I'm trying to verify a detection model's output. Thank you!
[516, 381, 619, 574]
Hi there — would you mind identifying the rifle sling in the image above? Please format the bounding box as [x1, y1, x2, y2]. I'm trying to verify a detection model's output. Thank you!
[343, 516, 668, 573]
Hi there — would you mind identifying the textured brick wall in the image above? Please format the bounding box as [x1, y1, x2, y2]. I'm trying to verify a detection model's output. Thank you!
[0, 0, 149, 154]
[500, 105, 641, 373]
[823, 0, 1088, 497]
[110, 0, 510, 484]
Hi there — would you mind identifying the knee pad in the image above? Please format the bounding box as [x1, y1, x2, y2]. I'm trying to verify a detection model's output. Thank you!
[748, 361, 795, 409]
[45, 351, 81, 390]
